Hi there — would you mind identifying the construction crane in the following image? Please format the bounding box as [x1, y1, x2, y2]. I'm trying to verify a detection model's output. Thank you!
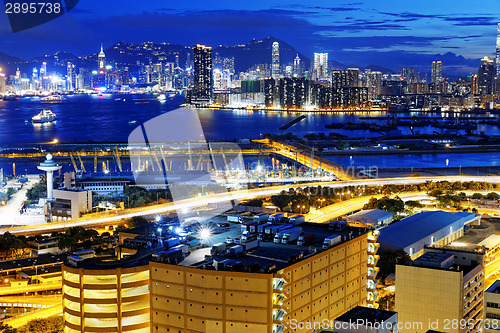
[114, 146, 123, 172]
[221, 148, 230, 174]
[196, 152, 203, 171]
[159, 147, 169, 171]
[77, 153, 86, 173]
[69, 153, 79, 173]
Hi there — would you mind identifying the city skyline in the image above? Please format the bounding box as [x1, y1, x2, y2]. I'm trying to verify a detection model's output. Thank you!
[0, 0, 499, 74]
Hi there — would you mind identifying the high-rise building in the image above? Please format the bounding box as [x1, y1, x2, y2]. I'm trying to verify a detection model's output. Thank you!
[431, 61, 443, 85]
[98, 43, 106, 71]
[365, 70, 382, 100]
[496, 23, 500, 77]
[332, 69, 359, 90]
[192, 44, 213, 104]
[396, 249, 485, 333]
[478, 56, 496, 95]
[471, 74, 479, 95]
[0, 73, 5, 94]
[293, 54, 301, 77]
[67, 62, 76, 91]
[485, 279, 500, 333]
[313, 53, 328, 81]
[271, 41, 280, 79]
[277, 77, 310, 108]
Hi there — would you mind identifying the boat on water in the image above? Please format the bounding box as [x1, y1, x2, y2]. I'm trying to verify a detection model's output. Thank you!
[157, 93, 167, 101]
[41, 95, 66, 102]
[32, 110, 57, 123]
[128, 120, 137, 124]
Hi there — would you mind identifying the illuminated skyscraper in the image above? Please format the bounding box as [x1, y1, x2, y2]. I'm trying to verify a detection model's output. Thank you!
[431, 61, 443, 85]
[98, 43, 106, 71]
[478, 56, 495, 95]
[193, 44, 213, 104]
[67, 62, 76, 91]
[271, 41, 280, 79]
[293, 54, 301, 77]
[313, 53, 328, 81]
[496, 23, 500, 77]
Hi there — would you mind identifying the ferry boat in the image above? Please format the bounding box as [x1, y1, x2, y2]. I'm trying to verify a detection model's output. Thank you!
[41, 94, 66, 102]
[32, 110, 57, 123]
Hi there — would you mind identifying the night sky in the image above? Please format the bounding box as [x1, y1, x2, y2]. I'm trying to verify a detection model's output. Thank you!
[0, 0, 499, 74]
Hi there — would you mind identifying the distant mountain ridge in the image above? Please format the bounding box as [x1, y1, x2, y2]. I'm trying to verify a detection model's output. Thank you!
[0, 37, 479, 77]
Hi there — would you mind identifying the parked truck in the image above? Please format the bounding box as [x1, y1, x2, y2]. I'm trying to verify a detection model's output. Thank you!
[241, 222, 257, 234]
[165, 238, 180, 249]
[267, 224, 293, 236]
[297, 233, 316, 246]
[249, 223, 261, 234]
[268, 213, 284, 223]
[241, 239, 259, 251]
[170, 244, 190, 257]
[289, 214, 305, 226]
[257, 222, 273, 233]
[322, 234, 342, 249]
[336, 221, 347, 231]
[227, 215, 243, 223]
[281, 227, 303, 244]
[228, 245, 244, 256]
[211, 242, 227, 256]
[253, 213, 270, 223]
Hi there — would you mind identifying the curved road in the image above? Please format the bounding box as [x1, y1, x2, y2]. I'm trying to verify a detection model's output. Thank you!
[3, 175, 499, 235]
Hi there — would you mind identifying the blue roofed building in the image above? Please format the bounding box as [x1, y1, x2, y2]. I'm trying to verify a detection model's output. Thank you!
[378, 210, 480, 259]
[346, 209, 393, 227]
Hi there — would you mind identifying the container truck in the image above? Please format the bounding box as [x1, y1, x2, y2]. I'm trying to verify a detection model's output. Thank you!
[274, 226, 299, 244]
[241, 222, 257, 233]
[266, 224, 292, 235]
[227, 215, 243, 223]
[281, 227, 303, 244]
[268, 213, 284, 223]
[165, 238, 180, 249]
[289, 215, 305, 225]
[211, 242, 227, 256]
[297, 233, 315, 246]
[257, 222, 273, 233]
[249, 223, 260, 234]
[228, 245, 244, 256]
[241, 239, 259, 251]
[336, 221, 347, 231]
[253, 213, 269, 223]
[170, 244, 190, 257]
[322, 234, 342, 249]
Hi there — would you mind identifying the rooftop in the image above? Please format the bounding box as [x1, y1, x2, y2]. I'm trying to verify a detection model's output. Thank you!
[335, 306, 397, 324]
[175, 222, 366, 271]
[486, 279, 500, 294]
[0, 253, 66, 272]
[348, 209, 393, 221]
[378, 211, 476, 249]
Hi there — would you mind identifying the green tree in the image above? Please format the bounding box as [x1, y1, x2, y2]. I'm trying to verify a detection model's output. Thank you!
[129, 216, 149, 229]
[26, 183, 46, 201]
[270, 193, 291, 212]
[363, 196, 404, 215]
[471, 193, 484, 200]
[20, 316, 63, 333]
[486, 192, 500, 200]
[0, 322, 17, 333]
[377, 249, 412, 281]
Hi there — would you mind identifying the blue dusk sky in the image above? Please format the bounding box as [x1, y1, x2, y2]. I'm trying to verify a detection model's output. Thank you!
[0, 0, 498, 73]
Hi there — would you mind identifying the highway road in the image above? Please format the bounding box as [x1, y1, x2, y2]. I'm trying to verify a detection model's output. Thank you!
[2, 175, 499, 236]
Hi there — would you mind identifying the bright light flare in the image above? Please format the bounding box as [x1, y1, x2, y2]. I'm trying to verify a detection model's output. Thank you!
[198, 228, 212, 241]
